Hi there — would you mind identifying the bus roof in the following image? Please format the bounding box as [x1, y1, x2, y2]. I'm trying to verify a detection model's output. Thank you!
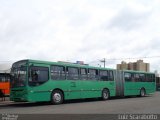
[13, 59, 115, 71]
[122, 69, 154, 74]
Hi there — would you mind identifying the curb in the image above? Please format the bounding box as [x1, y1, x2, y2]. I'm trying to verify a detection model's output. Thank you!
[0, 101, 14, 106]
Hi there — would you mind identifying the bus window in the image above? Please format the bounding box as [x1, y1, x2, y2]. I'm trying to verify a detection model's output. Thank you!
[150, 74, 155, 82]
[156, 77, 160, 84]
[146, 74, 153, 82]
[80, 68, 87, 80]
[29, 66, 49, 86]
[153, 74, 156, 82]
[134, 74, 140, 82]
[108, 70, 114, 81]
[145, 74, 149, 82]
[88, 69, 99, 80]
[124, 72, 132, 82]
[6, 75, 10, 82]
[139, 74, 145, 82]
[0, 75, 5, 82]
[100, 70, 108, 81]
[66, 67, 79, 80]
[51, 65, 65, 80]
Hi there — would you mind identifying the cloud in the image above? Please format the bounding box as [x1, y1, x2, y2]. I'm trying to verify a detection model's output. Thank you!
[0, 0, 160, 72]
[107, 8, 151, 31]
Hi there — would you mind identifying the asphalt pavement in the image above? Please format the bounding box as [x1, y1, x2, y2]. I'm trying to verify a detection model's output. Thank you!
[0, 92, 160, 114]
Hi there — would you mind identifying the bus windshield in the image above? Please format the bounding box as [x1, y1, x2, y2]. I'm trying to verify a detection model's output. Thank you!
[11, 66, 27, 88]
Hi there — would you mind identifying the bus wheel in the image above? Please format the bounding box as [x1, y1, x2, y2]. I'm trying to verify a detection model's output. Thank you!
[51, 90, 64, 105]
[102, 89, 110, 100]
[140, 88, 146, 97]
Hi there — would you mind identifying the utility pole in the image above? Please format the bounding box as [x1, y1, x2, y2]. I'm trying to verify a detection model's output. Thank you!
[100, 58, 106, 68]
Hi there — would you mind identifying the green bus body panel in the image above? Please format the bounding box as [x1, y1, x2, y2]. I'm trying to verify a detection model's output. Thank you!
[10, 80, 116, 102]
[124, 82, 156, 96]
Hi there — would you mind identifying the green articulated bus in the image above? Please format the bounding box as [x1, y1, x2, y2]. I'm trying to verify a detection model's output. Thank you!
[10, 59, 156, 104]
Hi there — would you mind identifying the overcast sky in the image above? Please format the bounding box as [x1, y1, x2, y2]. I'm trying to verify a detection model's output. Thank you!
[0, 0, 160, 71]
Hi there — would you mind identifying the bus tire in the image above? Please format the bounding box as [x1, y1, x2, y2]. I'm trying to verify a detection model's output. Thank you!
[102, 89, 110, 100]
[140, 88, 146, 97]
[51, 90, 64, 105]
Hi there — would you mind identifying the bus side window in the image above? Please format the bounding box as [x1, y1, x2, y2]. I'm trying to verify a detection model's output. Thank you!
[0, 75, 3, 82]
[145, 74, 149, 82]
[153, 74, 156, 82]
[108, 70, 114, 81]
[151, 74, 155, 82]
[134, 74, 140, 82]
[88, 69, 98, 80]
[29, 66, 49, 86]
[6, 75, 10, 82]
[31, 70, 38, 81]
[148, 74, 152, 82]
[66, 67, 79, 80]
[0, 75, 5, 82]
[51, 65, 65, 80]
[80, 68, 87, 80]
[139, 74, 145, 82]
[100, 70, 108, 81]
[96, 70, 99, 80]
[124, 72, 132, 82]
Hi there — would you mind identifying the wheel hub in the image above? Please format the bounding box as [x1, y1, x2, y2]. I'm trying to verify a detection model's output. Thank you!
[53, 93, 61, 102]
[103, 92, 108, 99]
